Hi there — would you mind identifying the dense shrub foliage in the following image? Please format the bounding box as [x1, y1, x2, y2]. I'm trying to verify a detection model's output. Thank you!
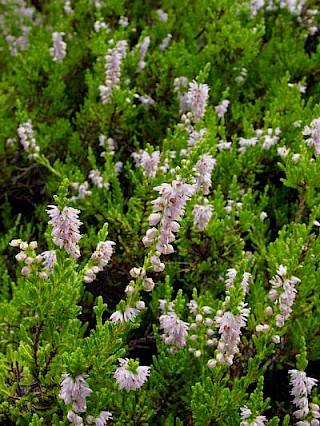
[0, 0, 320, 424]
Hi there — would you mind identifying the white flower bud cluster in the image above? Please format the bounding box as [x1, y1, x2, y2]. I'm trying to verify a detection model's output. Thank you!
[187, 300, 217, 358]
[83, 241, 115, 283]
[137, 36, 150, 72]
[210, 270, 251, 367]
[5, 25, 31, 56]
[157, 9, 168, 22]
[9, 239, 48, 279]
[114, 358, 150, 392]
[174, 76, 189, 112]
[17, 120, 40, 160]
[49, 32, 67, 63]
[88, 169, 109, 189]
[99, 40, 127, 104]
[99, 134, 115, 156]
[159, 301, 189, 350]
[59, 373, 92, 413]
[159, 33, 172, 51]
[268, 265, 300, 327]
[192, 201, 213, 231]
[303, 117, 320, 156]
[194, 154, 216, 195]
[132, 149, 160, 178]
[289, 369, 318, 421]
[70, 181, 92, 202]
[109, 300, 146, 323]
[214, 99, 230, 119]
[239, 405, 267, 426]
[186, 80, 209, 123]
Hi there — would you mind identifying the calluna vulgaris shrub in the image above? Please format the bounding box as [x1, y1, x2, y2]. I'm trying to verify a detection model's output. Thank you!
[0, 0, 320, 424]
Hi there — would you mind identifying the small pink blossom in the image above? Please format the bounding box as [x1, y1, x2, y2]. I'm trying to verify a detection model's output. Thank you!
[114, 358, 150, 392]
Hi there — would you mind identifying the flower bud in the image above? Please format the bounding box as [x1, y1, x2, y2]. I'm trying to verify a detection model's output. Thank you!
[207, 359, 216, 368]
[9, 239, 21, 247]
[195, 314, 203, 323]
[149, 213, 161, 226]
[24, 257, 34, 265]
[21, 266, 32, 276]
[142, 277, 155, 292]
[38, 271, 48, 279]
[16, 252, 27, 262]
[125, 285, 135, 295]
[136, 301, 145, 310]
[29, 241, 38, 250]
[272, 335, 281, 344]
[194, 350, 201, 357]
[20, 242, 29, 250]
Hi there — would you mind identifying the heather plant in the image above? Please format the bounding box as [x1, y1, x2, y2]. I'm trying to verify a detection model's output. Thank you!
[0, 0, 320, 425]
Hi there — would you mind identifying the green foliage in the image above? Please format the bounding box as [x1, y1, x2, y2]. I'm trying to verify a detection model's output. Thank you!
[0, 0, 320, 424]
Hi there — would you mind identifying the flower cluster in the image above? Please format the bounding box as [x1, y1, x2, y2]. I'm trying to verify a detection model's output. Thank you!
[174, 76, 189, 112]
[192, 201, 213, 231]
[240, 406, 267, 426]
[88, 170, 109, 189]
[137, 36, 150, 72]
[159, 33, 172, 51]
[159, 301, 189, 350]
[132, 149, 160, 178]
[59, 374, 92, 413]
[70, 181, 92, 202]
[99, 40, 127, 104]
[83, 240, 115, 283]
[10, 239, 47, 278]
[289, 369, 318, 420]
[46, 205, 82, 258]
[143, 180, 195, 271]
[194, 154, 216, 195]
[268, 265, 300, 327]
[17, 120, 40, 159]
[186, 80, 209, 122]
[303, 118, 320, 156]
[49, 32, 67, 63]
[114, 358, 150, 392]
[215, 99, 230, 118]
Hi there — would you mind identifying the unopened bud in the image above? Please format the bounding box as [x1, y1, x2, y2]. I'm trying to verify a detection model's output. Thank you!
[136, 301, 145, 310]
[38, 271, 48, 279]
[9, 239, 21, 247]
[142, 277, 155, 292]
[207, 359, 216, 368]
[21, 266, 32, 276]
[29, 241, 38, 250]
[125, 285, 135, 295]
[24, 257, 34, 265]
[20, 242, 29, 250]
[16, 252, 27, 262]
[272, 335, 281, 344]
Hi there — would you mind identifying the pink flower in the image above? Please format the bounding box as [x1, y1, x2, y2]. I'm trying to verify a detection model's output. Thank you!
[303, 118, 320, 156]
[214, 99, 230, 118]
[100, 40, 127, 104]
[114, 358, 150, 392]
[186, 80, 209, 122]
[289, 369, 318, 420]
[192, 203, 213, 231]
[159, 311, 189, 348]
[46, 205, 82, 258]
[194, 154, 216, 195]
[59, 374, 92, 413]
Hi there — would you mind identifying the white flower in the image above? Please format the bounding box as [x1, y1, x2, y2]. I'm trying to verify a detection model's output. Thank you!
[186, 80, 209, 122]
[159, 311, 189, 348]
[17, 120, 40, 159]
[59, 374, 92, 413]
[215, 99, 230, 118]
[114, 358, 150, 392]
[95, 411, 113, 426]
[303, 118, 320, 156]
[49, 32, 67, 63]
